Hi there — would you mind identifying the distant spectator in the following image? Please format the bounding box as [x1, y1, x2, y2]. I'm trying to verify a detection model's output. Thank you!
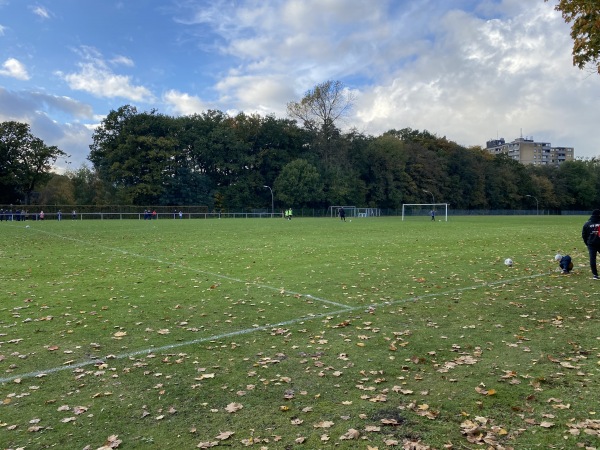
[39, 210, 45, 221]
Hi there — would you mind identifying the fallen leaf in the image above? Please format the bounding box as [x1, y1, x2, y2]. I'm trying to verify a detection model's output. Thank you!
[215, 431, 234, 440]
[314, 420, 335, 428]
[225, 403, 243, 413]
[339, 428, 360, 440]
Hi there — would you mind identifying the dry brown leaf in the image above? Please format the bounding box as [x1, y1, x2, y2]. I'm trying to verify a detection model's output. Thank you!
[97, 434, 122, 449]
[339, 428, 360, 440]
[215, 430, 234, 440]
[225, 403, 243, 413]
[196, 441, 219, 448]
[314, 420, 335, 428]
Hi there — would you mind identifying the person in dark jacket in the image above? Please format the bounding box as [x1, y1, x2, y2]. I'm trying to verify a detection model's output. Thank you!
[554, 254, 573, 274]
[582, 209, 600, 280]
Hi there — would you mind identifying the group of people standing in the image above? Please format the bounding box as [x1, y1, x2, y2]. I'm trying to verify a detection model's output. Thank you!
[0, 209, 76, 221]
[0, 208, 26, 221]
[143, 209, 157, 220]
[284, 208, 293, 220]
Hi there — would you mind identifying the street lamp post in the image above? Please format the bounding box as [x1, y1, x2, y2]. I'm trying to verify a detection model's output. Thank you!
[423, 189, 435, 205]
[525, 195, 539, 215]
[263, 185, 274, 217]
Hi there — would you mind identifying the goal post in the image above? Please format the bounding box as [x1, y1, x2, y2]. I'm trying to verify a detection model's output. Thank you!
[328, 206, 381, 218]
[328, 206, 357, 218]
[401, 203, 448, 221]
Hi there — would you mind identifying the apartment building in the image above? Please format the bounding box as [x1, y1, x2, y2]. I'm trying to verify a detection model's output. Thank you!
[485, 137, 574, 166]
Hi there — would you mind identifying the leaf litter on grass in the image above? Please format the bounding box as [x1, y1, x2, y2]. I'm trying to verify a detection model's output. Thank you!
[2, 217, 599, 449]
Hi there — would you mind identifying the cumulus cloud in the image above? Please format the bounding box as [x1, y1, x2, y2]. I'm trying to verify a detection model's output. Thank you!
[163, 89, 207, 116]
[176, 0, 597, 153]
[215, 75, 296, 116]
[58, 47, 154, 102]
[351, 1, 599, 152]
[0, 58, 30, 80]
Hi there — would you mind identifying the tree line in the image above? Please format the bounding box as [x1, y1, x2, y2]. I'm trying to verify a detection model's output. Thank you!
[2, 78, 600, 212]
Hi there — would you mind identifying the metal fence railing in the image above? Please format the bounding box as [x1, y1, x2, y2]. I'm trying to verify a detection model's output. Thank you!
[0, 206, 593, 222]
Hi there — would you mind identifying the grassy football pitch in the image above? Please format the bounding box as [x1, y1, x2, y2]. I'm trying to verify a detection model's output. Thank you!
[1, 215, 599, 449]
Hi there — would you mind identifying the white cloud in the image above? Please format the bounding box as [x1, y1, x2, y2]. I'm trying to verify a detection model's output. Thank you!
[214, 75, 295, 116]
[0, 58, 30, 80]
[346, 1, 600, 156]
[111, 55, 135, 67]
[31, 5, 51, 19]
[163, 89, 207, 116]
[58, 48, 154, 102]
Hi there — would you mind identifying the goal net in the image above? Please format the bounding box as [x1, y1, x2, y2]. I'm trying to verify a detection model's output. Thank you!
[402, 203, 448, 221]
[328, 206, 357, 218]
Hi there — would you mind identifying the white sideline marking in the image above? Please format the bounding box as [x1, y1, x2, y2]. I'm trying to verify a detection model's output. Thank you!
[1, 269, 553, 384]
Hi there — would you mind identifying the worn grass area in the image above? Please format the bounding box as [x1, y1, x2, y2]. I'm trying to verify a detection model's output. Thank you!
[1, 216, 599, 449]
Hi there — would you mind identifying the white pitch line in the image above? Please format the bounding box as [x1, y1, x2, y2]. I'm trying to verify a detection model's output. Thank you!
[22, 227, 352, 310]
[1, 268, 554, 384]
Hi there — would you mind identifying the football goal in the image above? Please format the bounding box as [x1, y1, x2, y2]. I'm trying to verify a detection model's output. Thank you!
[328, 206, 357, 218]
[401, 203, 449, 221]
[328, 206, 381, 218]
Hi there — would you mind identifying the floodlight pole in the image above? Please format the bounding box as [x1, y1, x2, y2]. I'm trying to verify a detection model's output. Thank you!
[423, 189, 435, 205]
[525, 194, 539, 215]
[263, 185, 274, 217]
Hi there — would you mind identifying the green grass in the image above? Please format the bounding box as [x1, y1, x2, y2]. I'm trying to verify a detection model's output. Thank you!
[1, 216, 599, 449]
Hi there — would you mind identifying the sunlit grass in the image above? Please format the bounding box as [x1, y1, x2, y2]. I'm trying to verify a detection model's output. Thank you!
[1, 216, 598, 449]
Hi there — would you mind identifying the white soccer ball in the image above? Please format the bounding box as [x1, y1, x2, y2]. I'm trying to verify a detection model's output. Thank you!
[504, 258, 513, 267]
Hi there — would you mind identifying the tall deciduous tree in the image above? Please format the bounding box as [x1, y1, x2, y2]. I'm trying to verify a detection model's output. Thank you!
[287, 80, 354, 165]
[89, 107, 180, 204]
[0, 121, 67, 204]
[287, 80, 353, 132]
[547, 0, 600, 74]
[274, 159, 323, 207]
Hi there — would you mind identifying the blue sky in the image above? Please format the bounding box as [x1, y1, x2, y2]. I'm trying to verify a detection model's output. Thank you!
[1, 0, 599, 170]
